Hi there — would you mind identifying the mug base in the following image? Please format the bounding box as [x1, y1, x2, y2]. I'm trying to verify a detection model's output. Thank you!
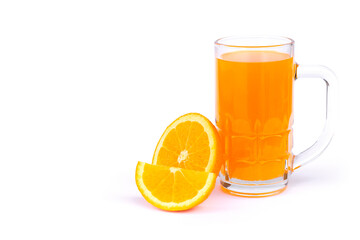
[219, 173, 289, 198]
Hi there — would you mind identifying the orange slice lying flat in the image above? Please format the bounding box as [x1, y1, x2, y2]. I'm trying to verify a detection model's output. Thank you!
[152, 113, 221, 174]
[135, 162, 216, 211]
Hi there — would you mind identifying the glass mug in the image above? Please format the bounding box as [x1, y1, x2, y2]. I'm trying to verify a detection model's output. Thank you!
[215, 36, 336, 197]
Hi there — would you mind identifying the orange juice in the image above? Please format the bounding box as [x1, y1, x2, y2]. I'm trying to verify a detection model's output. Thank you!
[216, 50, 295, 181]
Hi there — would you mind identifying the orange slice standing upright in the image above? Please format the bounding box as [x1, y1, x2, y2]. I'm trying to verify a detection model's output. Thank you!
[152, 113, 221, 174]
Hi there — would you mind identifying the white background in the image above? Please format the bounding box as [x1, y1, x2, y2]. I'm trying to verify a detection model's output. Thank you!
[0, 0, 359, 239]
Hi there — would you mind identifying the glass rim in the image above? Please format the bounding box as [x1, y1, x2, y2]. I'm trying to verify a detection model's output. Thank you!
[214, 35, 295, 48]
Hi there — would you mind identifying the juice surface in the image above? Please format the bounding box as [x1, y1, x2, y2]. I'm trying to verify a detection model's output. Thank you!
[216, 50, 295, 181]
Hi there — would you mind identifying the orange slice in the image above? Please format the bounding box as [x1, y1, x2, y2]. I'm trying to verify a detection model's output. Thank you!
[152, 113, 221, 174]
[135, 162, 216, 211]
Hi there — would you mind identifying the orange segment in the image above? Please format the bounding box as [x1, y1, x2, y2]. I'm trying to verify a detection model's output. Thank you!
[152, 113, 221, 174]
[135, 162, 216, 211]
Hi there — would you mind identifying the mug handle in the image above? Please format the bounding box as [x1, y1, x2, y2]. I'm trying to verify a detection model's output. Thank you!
[292, 64, 337, 170]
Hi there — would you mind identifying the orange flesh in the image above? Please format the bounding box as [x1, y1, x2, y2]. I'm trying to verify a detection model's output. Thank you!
[155, 121, 212, 172]
[136, 162, 216, 211]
